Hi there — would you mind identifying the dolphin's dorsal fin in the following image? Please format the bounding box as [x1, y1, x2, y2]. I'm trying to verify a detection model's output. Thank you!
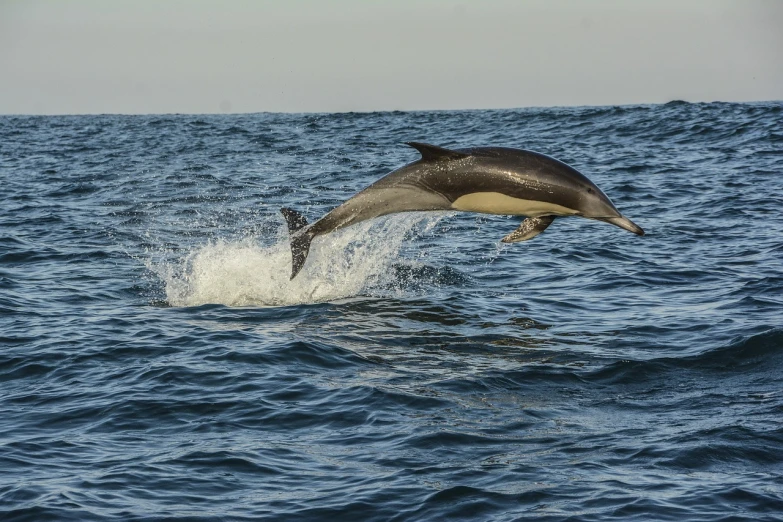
[405, 142, 469, 162]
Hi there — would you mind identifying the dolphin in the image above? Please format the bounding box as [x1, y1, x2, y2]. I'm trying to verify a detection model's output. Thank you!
[280, 142, 643, 279]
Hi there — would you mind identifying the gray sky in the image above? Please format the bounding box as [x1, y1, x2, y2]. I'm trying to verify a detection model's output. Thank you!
[1, 0, 781, 114]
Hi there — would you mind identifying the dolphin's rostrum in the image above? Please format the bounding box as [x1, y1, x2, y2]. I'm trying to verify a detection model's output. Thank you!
[281, 142, 644, 280]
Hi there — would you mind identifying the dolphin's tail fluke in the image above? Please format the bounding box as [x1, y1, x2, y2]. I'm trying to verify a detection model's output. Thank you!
[280, 208, 314, 280]
[281, 207, 309, 235]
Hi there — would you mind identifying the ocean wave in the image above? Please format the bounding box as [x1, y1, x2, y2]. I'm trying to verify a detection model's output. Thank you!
[588, 328, 783, 385]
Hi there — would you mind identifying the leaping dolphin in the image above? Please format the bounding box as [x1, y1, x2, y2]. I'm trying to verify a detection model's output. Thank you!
[281, 142, 644, 280]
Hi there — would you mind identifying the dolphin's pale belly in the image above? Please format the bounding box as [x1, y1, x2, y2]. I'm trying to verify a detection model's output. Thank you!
[451, 192, 580, 217]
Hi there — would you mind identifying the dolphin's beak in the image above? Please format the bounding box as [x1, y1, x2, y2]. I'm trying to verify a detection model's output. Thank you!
[599, 215, 645, 236]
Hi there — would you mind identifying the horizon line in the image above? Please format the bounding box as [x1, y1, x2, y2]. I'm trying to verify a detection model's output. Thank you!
[1, 98, 780, 118]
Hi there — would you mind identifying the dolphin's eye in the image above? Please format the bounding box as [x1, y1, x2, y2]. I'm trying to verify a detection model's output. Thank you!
[587, 187, 593, 194]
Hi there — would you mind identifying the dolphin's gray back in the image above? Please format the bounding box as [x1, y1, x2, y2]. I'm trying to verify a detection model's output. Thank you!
[428, 147, 593, 207]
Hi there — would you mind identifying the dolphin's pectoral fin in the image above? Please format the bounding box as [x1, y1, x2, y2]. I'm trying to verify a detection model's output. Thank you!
[501, 216, 556, 243]
[405, 142, 470, 162]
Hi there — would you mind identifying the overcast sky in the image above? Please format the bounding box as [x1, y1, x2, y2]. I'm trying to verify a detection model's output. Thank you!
[1, 0, 781, 115]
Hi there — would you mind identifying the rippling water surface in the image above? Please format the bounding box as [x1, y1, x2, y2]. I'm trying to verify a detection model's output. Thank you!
[1, 102, 782, 521]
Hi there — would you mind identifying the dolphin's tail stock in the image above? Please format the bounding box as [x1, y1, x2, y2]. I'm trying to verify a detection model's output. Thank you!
[280, 208, 314, 280]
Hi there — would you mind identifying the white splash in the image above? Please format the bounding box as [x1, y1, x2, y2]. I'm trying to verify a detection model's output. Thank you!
[152, 213, 445, 307]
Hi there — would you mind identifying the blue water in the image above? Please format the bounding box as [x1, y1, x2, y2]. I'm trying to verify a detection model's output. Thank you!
[1, 102, 782, 521]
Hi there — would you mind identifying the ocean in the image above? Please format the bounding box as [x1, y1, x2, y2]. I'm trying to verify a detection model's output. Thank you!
[1, 102, 782, 521]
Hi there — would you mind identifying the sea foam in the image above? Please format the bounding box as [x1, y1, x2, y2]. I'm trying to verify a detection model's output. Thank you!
[153, 213, 445, 307]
